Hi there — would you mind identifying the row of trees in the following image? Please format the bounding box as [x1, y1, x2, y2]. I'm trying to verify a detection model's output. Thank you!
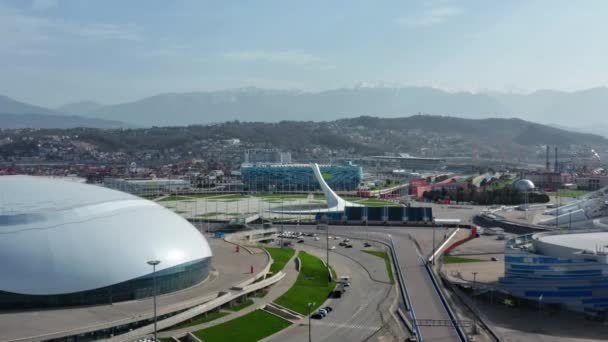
[422, 187, 550, 205]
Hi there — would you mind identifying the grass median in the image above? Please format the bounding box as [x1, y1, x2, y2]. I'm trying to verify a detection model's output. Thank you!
[362, 250, 395, 284]
[193, 309, 291, 342]
[443, 255, 483, 264]
[265, 247, 296, 274]
[274, 251, 335, 315]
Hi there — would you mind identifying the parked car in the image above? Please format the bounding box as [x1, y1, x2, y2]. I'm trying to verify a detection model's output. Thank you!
[338, 242, 346, 246]
[363, 242, 372, 247]
[330, 246, 336, 250]
[314, 237, 320, 241]
[297, 239, 305, 243]
[344, 238, 350, 242]
[345, 244, 353, 248]
[323, 306, 333, 312]
[311, 312, 324, 319]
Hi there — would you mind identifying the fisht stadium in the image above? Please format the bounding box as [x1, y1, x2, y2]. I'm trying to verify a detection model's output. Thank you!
[0, 176, 212, 309]
[499, 231, 608, 316]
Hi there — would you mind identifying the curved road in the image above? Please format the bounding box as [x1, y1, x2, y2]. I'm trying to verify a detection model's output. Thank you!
[274, 224, 461, 342]
[266, 238, 394, 342]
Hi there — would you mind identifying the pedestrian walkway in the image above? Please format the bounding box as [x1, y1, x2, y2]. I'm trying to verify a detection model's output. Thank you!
[158, 252, 300, 338]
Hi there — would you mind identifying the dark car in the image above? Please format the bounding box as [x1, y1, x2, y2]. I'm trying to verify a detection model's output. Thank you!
[311, 312, 324, 319]
[323, 306, 333, 313]
[364, 242, 372, 247]
[338, 242, 346, 246]
[345, 244, 353, 248]
[297, 239, 305, 243]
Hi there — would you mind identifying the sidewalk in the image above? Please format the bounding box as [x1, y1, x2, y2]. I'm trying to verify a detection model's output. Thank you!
[158, 253, 300, 338]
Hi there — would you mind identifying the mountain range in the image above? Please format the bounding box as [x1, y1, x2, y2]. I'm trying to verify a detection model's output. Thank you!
[1, 86, 607, 135]
[0, 95, 125, 129]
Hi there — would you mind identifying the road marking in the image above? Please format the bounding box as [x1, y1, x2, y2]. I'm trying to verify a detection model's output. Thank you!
[313, 321, 380, 331]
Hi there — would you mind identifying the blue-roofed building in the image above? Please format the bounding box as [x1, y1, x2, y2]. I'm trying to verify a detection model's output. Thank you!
[240, 163, 362, 192]
[499, 231, 608, 315]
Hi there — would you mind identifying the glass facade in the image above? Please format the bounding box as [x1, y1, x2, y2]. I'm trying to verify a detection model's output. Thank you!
[241, 164, 363, 192]
[499, 235, 608, 314]
[0, 257, 210, 309]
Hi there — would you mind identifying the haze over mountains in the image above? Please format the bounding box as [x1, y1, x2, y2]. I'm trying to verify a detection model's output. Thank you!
[1, 86, 607, 136]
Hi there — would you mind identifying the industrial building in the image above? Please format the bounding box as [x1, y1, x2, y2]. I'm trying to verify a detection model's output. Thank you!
[499, 231, 608, 317]
[0, 176, 211, 309]
[242, 148, 292, 164]
[240, 163, 362, 191]
[103, 177, 192, 196]
[353, 154, 445, 172]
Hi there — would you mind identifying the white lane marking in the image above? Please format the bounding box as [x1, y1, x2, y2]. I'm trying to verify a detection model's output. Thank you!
[313, 321, 380, 331]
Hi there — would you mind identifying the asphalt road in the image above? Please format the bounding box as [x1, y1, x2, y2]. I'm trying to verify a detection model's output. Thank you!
[274, 223, 467, 342]
[265, 238, 393, 342]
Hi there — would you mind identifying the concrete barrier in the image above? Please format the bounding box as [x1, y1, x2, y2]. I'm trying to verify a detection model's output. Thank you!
[264, 303, 303, 320]
[106, 272, 286, 341]
[185, 333, 203, 342]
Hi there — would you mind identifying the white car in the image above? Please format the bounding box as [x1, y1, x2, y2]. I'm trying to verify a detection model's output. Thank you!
[333, 236, 340, 240]
[314, 237, 320, 241]
[330, 246, 336, 250]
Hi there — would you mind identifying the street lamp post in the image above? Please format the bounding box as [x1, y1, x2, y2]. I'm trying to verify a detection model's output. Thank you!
[147, 260, 161, 341]
[307, 302, 315, 342]
[472, 271, 478, 334]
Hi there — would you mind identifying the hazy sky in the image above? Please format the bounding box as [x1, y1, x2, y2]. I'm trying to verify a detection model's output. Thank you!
[2, 0, 608, 107]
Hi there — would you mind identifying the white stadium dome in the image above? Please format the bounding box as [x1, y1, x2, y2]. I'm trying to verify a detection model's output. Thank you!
[0, 175, 211, 308]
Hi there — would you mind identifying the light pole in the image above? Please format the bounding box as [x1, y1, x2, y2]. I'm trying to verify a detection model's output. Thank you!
[147, 260, 161, 341]
[307, 302, 315, 342]
[472, 271, 478, 334]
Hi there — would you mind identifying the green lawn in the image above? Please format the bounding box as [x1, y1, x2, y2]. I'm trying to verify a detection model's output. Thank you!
[362, 250, 394, 284]
[226, 298, 254, 312]
[197, 212, 221, 218]
[159, 338, 175, 342]
[193, 310, 291, 342]
[158, 195, 192, 202]
[274, 251, 335, 315]
[164, 310, 229, 330]
[265, 247, 296, 274]
[443, 256, 483, 264]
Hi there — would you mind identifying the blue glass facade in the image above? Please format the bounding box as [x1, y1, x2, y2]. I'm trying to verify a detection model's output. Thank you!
[241, 164, 362, 191]
[499, 234, 608, 313]
[0, 257, 210, 309]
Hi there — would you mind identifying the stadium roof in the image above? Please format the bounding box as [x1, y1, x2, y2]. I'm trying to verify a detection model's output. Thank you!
[537, 232, 608, 253]
[0, 175, 211, 295]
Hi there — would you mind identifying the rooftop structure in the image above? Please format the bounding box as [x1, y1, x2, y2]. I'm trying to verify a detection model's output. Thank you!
[539, 186, 608, 227]
[0, 175, 211, 309]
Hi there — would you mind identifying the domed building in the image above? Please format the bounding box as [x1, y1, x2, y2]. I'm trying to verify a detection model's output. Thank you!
[0, 176, 212, 309]
[513, 179, 535, 192]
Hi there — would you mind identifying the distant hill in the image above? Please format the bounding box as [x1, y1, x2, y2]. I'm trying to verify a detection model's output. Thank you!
[4, 115, 601, 163]
[0, 95, 127, 129]
[68, 86, 608, 132]
[56, 100, 104, 115]
[0, 94, 62, 116]
[0, 113, 126, 129]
